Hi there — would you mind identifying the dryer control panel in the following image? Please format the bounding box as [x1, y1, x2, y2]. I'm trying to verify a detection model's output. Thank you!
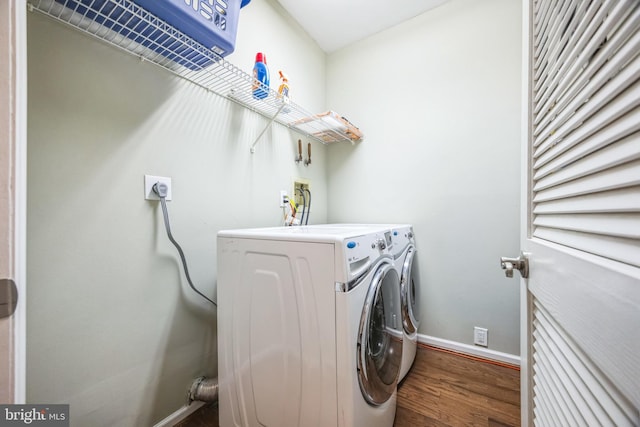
[343, 232, 392, 283]
[390, 226, 415, 258]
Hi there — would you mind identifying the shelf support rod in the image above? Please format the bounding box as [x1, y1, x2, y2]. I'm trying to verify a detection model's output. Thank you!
[250, 101, 288, 153]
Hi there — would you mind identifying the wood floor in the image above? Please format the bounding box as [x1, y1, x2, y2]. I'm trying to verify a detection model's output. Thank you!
[176, 345, 521, 427]
[394, 345, 520, 426]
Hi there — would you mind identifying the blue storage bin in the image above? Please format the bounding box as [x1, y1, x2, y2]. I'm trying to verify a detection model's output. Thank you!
[54, 0, 249, 70]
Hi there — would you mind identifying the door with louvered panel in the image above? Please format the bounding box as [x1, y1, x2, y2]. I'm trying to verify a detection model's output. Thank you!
[522, 0, 640, 425]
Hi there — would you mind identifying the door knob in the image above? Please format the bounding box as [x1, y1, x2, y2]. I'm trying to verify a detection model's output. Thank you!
[0, 278, 18, 318]
[500, 253, 529, 279]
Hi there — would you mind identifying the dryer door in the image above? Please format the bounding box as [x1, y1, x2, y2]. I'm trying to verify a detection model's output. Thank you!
[401, 246, 419, 336]
[357, 261, 402, 406]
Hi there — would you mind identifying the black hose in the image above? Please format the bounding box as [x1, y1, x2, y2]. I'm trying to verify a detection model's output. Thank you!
[304, 188, 311, 225]
[296, 187, 306, 226]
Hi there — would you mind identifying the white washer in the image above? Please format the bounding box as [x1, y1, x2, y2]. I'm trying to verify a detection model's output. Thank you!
[389, 225, 419, 382]
[311, 224, 420, 381]
[217, 225, 403, 427]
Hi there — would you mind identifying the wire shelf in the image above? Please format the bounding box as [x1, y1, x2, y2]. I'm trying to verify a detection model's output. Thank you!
[29, 0, 363, 146]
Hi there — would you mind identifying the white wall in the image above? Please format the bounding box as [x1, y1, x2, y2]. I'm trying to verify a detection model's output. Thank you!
[326, 0, 522, 355]
[26, 1, 327, 425]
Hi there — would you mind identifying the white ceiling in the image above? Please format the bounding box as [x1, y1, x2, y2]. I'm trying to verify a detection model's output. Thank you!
[275, 0, 449, 53]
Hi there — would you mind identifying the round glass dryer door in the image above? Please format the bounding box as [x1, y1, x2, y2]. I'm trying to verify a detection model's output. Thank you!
[401, 246, 420, 336]
[357, 261, 402, 406]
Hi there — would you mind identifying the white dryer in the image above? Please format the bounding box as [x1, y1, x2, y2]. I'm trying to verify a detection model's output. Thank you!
[312, 223, 421, 382]
[389, 225, 420, 382]
[217, 225, 403, 427]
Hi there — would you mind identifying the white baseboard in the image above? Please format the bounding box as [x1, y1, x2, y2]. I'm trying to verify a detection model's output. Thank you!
[153, 401, 206, 427]
[418, 334, 520, 367]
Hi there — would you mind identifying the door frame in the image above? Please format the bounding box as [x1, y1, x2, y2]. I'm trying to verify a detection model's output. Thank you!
[520, 0, 533, 424]
[0, 0, 27, 404]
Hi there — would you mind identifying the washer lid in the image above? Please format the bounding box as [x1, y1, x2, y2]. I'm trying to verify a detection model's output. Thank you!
[357, 261, 402, 406]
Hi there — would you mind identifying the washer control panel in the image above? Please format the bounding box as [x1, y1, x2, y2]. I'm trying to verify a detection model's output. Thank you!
[344, 232, 393, 279]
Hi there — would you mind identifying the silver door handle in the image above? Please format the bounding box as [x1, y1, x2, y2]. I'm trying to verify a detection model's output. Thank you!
[0, 278, 18, 318]
[500, 253, 529, 279]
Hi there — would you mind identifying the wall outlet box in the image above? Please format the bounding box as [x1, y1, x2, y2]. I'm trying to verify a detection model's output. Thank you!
[474, 327, 488, 347]
[292, 178, 310, 207]
[144, 175, 172, 201]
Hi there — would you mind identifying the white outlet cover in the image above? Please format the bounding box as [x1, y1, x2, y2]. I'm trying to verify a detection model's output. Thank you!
[474, 327, 488, 347]
[144, 175, 172, 201]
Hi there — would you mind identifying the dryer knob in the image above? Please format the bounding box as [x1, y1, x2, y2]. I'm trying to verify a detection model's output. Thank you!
[375, 238, 387, 250]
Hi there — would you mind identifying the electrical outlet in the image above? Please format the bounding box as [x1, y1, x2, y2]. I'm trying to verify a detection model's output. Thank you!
[292, 178, 310, 207]
[144, 175, 172, 201]
[474, 327, 488, 347]
[279, 190, 288, 207]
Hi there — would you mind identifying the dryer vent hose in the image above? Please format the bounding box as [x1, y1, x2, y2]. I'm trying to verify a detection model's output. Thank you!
[189, 376, 219, 403]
